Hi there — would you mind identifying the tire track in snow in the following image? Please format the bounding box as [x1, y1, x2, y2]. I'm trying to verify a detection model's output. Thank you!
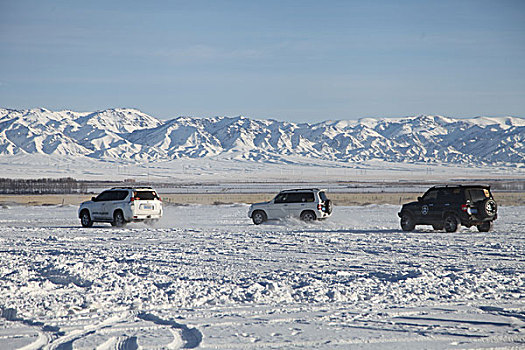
[137, 312, 203, 348]
[96, 336, 138, 350]
[32, 311, 203, 349]
[1, 307, 52, 350]
[39, 313, 128, 350]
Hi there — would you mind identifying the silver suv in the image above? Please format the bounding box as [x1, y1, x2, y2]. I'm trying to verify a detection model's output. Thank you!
[79, 187, 163, 227]
[248, 189, 332, 225]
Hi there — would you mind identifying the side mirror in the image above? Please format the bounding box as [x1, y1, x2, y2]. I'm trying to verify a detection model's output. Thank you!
[91, 197, 96, 201]
[417, 196, 422, 202]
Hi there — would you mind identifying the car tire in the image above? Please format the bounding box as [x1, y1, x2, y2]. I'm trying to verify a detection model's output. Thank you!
[478, 199, 497, 218]
[80, 210, 93, 228]
[252, 210, 267, 225]
[477, 221, 493, 232]
[400, 213, 415, 231]
[113, 210, 126, 227]
[444, 215, 460, 232]
[300, 211, 316, 222]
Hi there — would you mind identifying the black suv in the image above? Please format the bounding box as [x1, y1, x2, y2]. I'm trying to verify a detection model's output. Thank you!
[398, 185, 497, 232]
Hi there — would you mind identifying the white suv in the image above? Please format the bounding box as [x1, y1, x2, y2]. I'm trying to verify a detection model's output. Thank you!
[248, 189, 332, 225]
[79, 187, 163, 227]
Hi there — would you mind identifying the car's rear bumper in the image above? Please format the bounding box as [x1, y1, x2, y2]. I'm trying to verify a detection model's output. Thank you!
[131, 213, 162, 221]
[461, 213, 497, 226]
[317, 211, 331, 218]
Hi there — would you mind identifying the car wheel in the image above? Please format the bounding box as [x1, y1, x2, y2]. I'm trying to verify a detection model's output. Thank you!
[444, 215, 460, 232]
[477, 221, 493, 232]
[113, 211, 126, 227]
[252, 210, 267, 225]
[478, 199, 497, 218]
[300, 211, 316, 222]
[400, 213, 415, 231]
[80, 210, 93, 228]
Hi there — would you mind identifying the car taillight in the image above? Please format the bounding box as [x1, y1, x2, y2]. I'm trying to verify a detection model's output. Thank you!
[461, 204, 468, 212]
[318, 204, 322, 210]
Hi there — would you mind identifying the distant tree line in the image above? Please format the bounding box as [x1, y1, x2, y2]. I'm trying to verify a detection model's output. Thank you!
[0, 177, 87, 194]
[491, 181, 525, 192]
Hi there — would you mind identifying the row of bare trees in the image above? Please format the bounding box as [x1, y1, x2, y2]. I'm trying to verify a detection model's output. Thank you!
[0, 178, 87, 194]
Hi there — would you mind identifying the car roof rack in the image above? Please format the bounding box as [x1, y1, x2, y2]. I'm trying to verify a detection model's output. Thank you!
[110, 186, 153, 190]
[280, 188, 321, 192]
[429, 184, 490, 190]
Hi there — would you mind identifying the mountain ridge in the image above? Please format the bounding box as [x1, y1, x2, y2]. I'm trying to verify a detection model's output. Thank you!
[0, 108, 523, 166]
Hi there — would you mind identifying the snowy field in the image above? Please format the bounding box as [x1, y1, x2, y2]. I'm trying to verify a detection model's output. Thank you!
[0, 203, 524, 349]
[1, 154, 524, 184]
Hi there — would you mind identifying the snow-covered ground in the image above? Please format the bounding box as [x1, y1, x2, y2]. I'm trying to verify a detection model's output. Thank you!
[0, 204, 524, 349]
[1, 154, 524, 183]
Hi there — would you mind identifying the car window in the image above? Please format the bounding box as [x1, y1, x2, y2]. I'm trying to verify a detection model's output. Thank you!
[275, 192, 315, 203]
[300, 193, 315, 202]
[134, 191, 158, 200]
[437, 188, 461, 201]
[319, 191, 327, 202]
[274, 193, 287, 203]
[95, 191, 112, 201]
[437, 189, 448, 198]
[467, 188, 489, 202]
[95, 190, 128, 201]
[440, 188, 463, 202]
[286, 193, 303, 203]
[422, 189, 437, 201]
[113, 191, 128, 201]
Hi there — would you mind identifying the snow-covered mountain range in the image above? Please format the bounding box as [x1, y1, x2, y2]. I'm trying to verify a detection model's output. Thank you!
[1, 108, 524, 166]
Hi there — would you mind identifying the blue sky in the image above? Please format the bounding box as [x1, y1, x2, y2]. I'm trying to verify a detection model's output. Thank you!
[1, 0, 524, 122]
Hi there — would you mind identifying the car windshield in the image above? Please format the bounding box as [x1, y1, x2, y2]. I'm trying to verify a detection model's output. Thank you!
[134, 191, 159, 200]
[319, 191, 328, 201]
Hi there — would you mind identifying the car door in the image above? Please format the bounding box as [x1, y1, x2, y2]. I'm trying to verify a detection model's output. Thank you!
[101, 191, 119, 220]
[110, 190, 129, 218]
[91, 191, 112, 220]
[287, 192, 314, 217]
[417, 189, 439, 224]
[267, 193, 288, 219]
[279, 193, 300, 217]
[434, 188, 457, 221]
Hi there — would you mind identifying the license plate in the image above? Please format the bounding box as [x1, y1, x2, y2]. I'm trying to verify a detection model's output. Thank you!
[141, 204, 153, 210]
